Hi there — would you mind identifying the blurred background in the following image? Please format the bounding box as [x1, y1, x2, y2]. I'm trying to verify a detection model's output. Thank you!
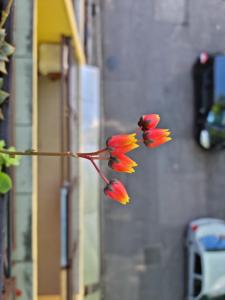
[0, 0, 225, 300]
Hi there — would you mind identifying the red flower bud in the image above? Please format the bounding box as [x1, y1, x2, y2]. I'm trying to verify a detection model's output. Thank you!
[143, 128, 172, 148]
[108, 153, 138, 173]
[138, 114, 160, 131]
[104, 179, 130, 205]
[106, 133, 139, 153]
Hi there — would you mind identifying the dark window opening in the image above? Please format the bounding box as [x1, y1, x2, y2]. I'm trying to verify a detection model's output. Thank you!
[194, 254, 202, 274]
[194, 279, 202, 297]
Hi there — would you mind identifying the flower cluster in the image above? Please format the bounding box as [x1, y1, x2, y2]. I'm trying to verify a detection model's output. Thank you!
[78, 114, 172, 205]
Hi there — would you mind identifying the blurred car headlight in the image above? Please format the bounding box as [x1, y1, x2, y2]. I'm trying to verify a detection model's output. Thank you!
[200, 129, 210, 149]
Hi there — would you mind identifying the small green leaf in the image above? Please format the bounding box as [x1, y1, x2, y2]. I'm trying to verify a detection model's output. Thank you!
[0, 53, 9, 62]
[0, 61, 7, 74]
[4, 147, 20, 167]
[0, 89, 9, 105]
[1, 42, 15, 57]
[0, 140, 5, 149]
[0, 172, 12, 194]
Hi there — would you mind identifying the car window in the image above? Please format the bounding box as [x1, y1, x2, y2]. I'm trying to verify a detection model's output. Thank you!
[207, 103, 225, 127]
[194, 253, 202, 274]
[214, 56, 225, 103]
[200, 235, 225, 251]
[194, 278, 202, 297]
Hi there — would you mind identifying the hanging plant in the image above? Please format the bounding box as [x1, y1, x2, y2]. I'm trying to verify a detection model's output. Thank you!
[0, 114, 172, 203]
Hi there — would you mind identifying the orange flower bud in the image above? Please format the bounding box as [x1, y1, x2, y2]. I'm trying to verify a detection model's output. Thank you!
[108, 153, 138, 173]
[104, 179, 130, 205]
[106, 133, 139, 153]
[143, 128, 172, 148]
[138, 114, 160, 131]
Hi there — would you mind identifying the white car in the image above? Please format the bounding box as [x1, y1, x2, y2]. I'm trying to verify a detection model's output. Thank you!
[186, 218, 225, 300]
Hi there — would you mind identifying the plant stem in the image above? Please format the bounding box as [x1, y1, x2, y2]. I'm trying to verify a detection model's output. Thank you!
[0, 0, 14, 28]
[77, 153, 109, 160]
[77, 148, 108, 156]
[0, 149, 78, 158]
[89, 156, 109, 160]
[89, 159, 109, 185]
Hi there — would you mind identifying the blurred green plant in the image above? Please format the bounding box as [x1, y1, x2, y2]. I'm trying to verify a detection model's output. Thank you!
[0, 28, 15, 120]
[0, 1, 18, 195]
[0, 28, 15, 75]
[0, 140, 20, 194]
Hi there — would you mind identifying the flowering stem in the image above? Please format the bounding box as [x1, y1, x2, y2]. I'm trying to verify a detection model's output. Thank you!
[0, 149, 78, 158]
[77, 148, 108, 156]
[89, 159, 110, 185]
[89, 156, 109, 160]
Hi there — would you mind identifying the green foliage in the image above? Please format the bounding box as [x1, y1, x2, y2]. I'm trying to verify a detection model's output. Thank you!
[0, 29, 15, 71]
[0, 140, 20, 194]
[0, 6, 17, 195]
[0, 28, 15, 119]
[0, 171, 12, 194]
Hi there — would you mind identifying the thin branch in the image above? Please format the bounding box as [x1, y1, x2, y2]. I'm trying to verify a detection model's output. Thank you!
[89, 159, 109, 184]
[0, 0, 14, 29]
[0, 149, 78, 158]
[77, 148, 108, 156]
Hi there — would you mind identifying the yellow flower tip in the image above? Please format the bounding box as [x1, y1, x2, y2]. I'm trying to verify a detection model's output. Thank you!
[121, 197, 130, 205]
[130, 133, 137, 137]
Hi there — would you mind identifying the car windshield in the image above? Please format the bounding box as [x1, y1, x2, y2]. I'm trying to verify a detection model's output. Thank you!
[214, 56, 225, 103]
[207, 103, 225, 128]
[200, 235, 225, 251]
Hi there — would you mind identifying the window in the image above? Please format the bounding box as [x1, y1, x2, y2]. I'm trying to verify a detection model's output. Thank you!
[200, 235, 225, 251]
[194, 278, 202, 297]
[194, 254, 202, 274]
[193, 254, 202, 297]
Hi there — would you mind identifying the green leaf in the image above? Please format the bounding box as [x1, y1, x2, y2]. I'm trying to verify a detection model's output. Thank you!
[0, 53, 9, 62]
[1, 42, 15, 57]
[0, 172, 12, 194]
[4, 147, 20, 167]
[0, 140, 5, 149]
[0, 61, 7, 74]
[0, 89, 9, 105]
